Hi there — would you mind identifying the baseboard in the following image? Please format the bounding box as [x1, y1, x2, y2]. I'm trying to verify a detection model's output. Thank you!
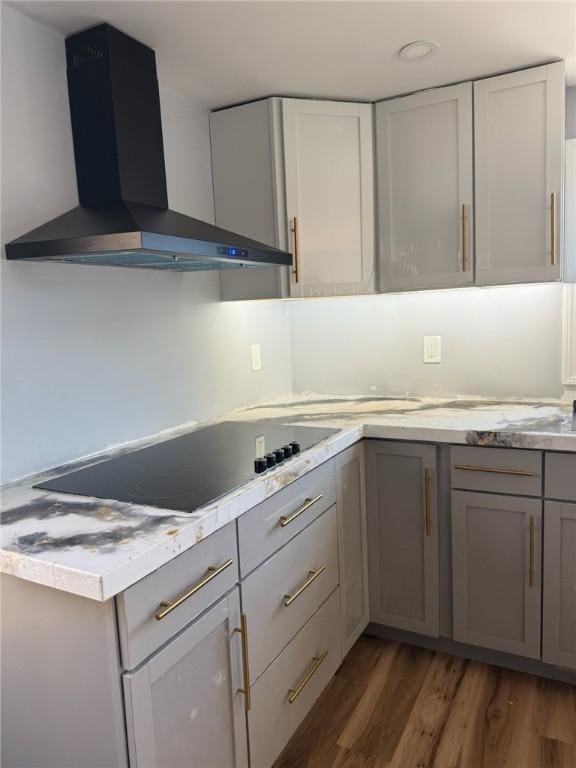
[365, 623, 576, 685]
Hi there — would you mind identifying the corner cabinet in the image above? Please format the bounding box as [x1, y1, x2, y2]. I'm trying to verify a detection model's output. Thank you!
[375, 83, 474, 291]
[210, 98, 375, 300]
[123, 589, 249, 768]
[365, 441, 440, 637]
[474, 63, 564, 285]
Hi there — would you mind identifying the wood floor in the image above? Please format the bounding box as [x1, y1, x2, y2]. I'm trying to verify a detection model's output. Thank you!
[273, 636, 576, 768]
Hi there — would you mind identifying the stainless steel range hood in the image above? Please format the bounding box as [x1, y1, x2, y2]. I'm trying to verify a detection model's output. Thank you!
[5, 24, 292, 272]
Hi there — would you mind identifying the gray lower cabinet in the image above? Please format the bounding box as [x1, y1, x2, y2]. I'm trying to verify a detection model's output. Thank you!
[335, 443, 369, 656]
[451, 491, 542, 659]
[123, 588, 249, 768]
[542, 501, 576, 670]
[248, 589, 342, 768]
[366, 441, 440, 636]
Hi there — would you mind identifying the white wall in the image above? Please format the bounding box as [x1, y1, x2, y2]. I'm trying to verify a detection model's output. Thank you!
[288, 284, 563, 400]
[0, 5, 291, 483]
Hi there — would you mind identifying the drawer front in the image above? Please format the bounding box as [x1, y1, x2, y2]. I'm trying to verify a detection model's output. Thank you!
[242, 504, 339, 683]
[545, 453, 576, 502]
[450, 446, 542, 496]
[238, 460, 336, 577]
[248, 588, 341, 768]
[117, 523, 238, 670]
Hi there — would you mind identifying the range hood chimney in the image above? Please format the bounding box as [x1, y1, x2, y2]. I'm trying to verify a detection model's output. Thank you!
[5, 24, 292, 272]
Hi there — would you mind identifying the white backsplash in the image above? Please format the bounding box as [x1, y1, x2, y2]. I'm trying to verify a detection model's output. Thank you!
[288, 283, 563, 401]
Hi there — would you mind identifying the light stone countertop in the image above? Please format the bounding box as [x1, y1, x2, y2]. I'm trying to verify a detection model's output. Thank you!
[1, 394, 574, 601]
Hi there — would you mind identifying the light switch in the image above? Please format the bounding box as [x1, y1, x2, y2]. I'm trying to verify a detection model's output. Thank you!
[423, 336, 442, 364]
[250, 344, 262, 371]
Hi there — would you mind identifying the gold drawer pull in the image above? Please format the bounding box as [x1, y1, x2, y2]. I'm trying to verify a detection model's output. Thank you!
[460, 203, 469, 272]
[155, 559, 234, 621]
[290, 216, 301, 284]
[453, 464, 535, 477]
[550, 192, 557, 267]
[234, 613, 251, 711]
[424, 469, 432, 537]
[284, 565, 326, 607]
[288, 651, 329, 704]
[529, 516, 536, 588]
[280, 495, 323, 527]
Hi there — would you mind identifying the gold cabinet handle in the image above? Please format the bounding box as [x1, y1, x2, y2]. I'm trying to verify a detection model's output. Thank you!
[284, 565, 326, 607]
[453, 464, 535, 477]
[424, 469, 432, 537]
[550, 192, 557, 267]
[287, 650, 328, 704]
[234, 613, 251, 711]
[529, 516, 536, 588]
[155, 559, 234, 621]
[280, 495, 323, 528]
[290, 216, 300, 284]
[460, 203, 469, 272]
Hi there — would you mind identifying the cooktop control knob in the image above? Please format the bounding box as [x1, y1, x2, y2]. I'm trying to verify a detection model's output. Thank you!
[273, 448, 285, 463]
[290, 441, 301, 454]
[265, 453, 276, 468]
[254, 457, 267, 474]
[282, 445, 293, 459]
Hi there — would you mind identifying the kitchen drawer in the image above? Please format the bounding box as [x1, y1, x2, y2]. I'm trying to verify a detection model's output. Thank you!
[248, 588, 342, 768]
[242, 504, 339, 683]
[545, 453, 576, 501]
[450, 446, 542, 497]
[117, 523, 238, 670]
[238, 459, 336, 577]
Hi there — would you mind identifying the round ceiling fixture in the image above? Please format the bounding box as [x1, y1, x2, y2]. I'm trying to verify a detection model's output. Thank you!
[398, 40, 439, 61]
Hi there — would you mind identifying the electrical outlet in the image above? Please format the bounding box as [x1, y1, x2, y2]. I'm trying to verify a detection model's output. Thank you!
[250, 344, 262, 371]
[423, 336, 442, 364]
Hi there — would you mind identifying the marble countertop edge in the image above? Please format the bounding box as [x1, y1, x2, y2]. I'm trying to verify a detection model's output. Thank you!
[2, 395, 575, 602]
[0, 427, 361, 601]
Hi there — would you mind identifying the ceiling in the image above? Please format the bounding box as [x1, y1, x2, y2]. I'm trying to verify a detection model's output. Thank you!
[11, 0, 576, 109]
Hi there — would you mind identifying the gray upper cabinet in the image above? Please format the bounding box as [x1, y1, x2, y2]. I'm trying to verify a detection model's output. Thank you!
[451, 491, 542, 659]
[335, 443, 369, 656]
[123, 589, 249, 768]
[282, 99, 375, 297]
[211, 99, 288, 301]
[376, 83, 474, 291]
[210, 98, 375, 300]
[212, 64, 565, 300]
[474, 62, 565, 285]
[542, 501, 576, 671]
[366, 441, 440, 637]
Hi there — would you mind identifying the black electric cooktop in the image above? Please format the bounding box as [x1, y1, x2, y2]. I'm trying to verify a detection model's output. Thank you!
[37, 421, 339, 513]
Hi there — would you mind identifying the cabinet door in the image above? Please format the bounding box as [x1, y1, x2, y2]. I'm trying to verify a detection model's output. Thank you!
[282, 99, 375, 297]
[123, 589, 248, 768]
[366, 442, 439, 636]
[452, 491, 542, 659]
[376, 83, 473, 291]
[335, 443, 369, 656]
[474, 62, 564, 285]
[543, 501, 576, 670]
